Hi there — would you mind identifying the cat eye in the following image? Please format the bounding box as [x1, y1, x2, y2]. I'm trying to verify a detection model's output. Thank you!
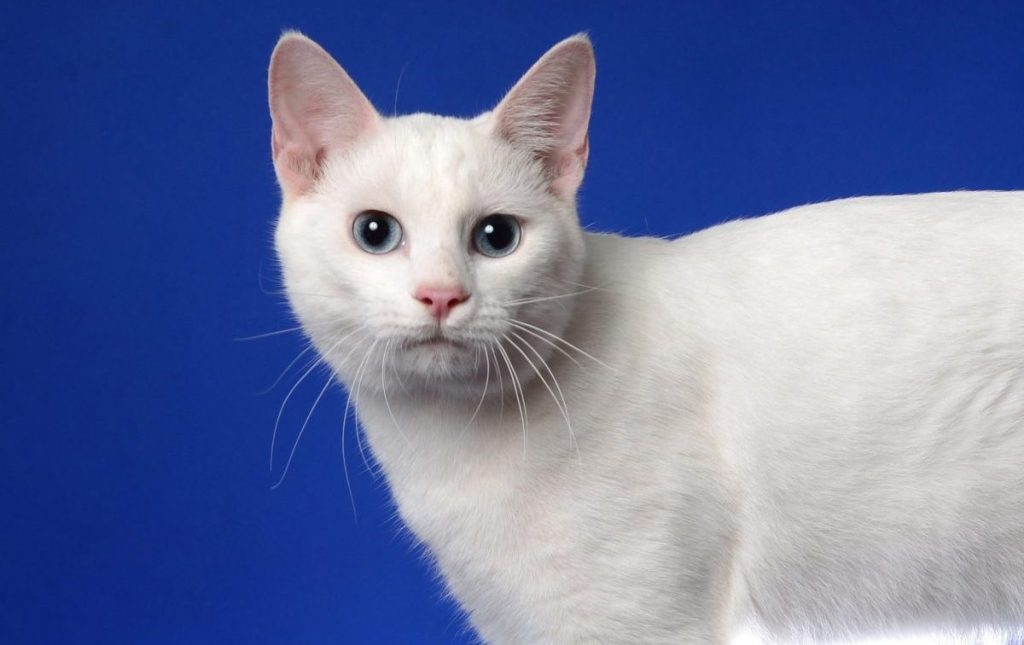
[353, 210, 403, 254]
[472, 214, 521, 258]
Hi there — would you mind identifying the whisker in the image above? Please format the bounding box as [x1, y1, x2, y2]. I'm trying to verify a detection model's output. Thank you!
[340, 338, 380, 522]
[353, 339, 385, 473]
[264, 288, 350, 300]
[392, 60, 410, 117]
[257, 263, 283, 297]
[509, 319, 613, 370]
[457, 344, 491, 439]
[509, 330, 581, 465]
[269, 328, 361, 472]
[503, 286, 600, 307]
[495, 341, 528, 458]
[234, 325, 307, 342]
[390, 343, 410, 394]
[254, 264, 344, 301]
[508, 323, 583, 369]
[270, 369, 335, 490]
[380, 340, 410, 444]
[503, 333, 575, 455]
[256, 342, 317, 395]
[236, 319, 357, 343]
[339, 404, 360, 524]
[559, 278, 608, 291]
[270, 356, 326, 473]
[488, 344, 505, 423]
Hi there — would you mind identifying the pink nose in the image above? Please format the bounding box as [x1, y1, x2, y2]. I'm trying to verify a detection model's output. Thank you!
[414, 286, 469, 321]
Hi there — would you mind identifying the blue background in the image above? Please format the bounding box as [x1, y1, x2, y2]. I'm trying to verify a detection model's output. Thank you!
[3, 2, 1023, 643]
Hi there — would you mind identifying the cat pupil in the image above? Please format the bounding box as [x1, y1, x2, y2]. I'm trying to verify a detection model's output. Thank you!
[365, 218, 386, 244]
[484, 222, 509, 247]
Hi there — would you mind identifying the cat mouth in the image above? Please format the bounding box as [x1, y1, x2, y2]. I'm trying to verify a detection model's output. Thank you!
[406, 335, 467, 350]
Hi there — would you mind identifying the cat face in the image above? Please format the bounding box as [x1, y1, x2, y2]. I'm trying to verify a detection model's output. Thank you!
[269, 33, 594, 397]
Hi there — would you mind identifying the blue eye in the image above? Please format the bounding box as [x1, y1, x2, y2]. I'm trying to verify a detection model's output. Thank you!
[473, 214, 521, 257]
[353, 210, 402, 254]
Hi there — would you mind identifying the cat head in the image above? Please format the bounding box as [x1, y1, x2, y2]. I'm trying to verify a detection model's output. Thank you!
[269, 32, 595, 398]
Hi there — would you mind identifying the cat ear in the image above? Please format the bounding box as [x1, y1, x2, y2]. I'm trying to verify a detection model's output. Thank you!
[491, 34, 596, 199]
[268, 32, 380, 198]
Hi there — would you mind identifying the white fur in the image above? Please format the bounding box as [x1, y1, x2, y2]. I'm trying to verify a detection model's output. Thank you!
[268, 32, 1024, 644]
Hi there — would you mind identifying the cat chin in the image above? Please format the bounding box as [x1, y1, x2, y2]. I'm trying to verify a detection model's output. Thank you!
[401, 343, 478, 376]
[328, 340, 485, 395]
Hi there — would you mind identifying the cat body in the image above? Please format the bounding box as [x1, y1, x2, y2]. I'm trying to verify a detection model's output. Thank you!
[268, 33, 1024, 643]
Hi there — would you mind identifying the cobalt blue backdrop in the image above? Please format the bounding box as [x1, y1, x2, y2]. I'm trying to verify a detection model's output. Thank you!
[3, 2, 1023, 643]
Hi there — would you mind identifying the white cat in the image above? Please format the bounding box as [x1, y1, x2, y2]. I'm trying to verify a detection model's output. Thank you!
[267, 32, 1024, 644]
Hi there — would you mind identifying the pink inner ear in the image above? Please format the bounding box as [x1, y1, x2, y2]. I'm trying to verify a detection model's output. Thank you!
[549, 135, 590, 198]
[491, 36, 595, 199]
[268, 33, 380, 199]
[272, 138, 326, 196]
[554, 68, 593, 152]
